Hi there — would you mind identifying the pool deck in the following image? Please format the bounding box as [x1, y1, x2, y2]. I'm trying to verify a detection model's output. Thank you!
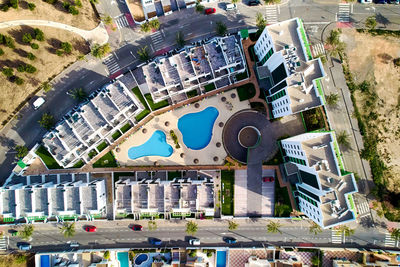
[114, 91, 250, 166]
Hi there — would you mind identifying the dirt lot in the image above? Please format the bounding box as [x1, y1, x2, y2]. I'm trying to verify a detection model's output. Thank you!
[0, 0, 99, 30]
[341, 28, 400, 192]
[0, 26, 89, 124]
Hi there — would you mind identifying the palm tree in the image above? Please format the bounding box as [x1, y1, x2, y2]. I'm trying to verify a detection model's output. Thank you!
[41, 81, 52, 92]
[228, 220, 238, 230]
[69, 88, 87, 102]
[195, 2, 205, 13]
[215, 21, 227, 36]
[176, 31, 185, 48]
[60, 222, 76, 238]
[186, 221, 198, 235]
[336, 130, 351, 149]
[149, 19, 160, 30]
[309, 222, 322, 235]
[102, 15, 113, 25]
[325, 93, 339, 107]
[337, 225, 355, 237]
[267, 221, 282, 234]
[19, 225, 34, 240]
[390, 228, 400, 245]
[140, 22, 151, 33]
[365, 15, 377, 30]
[256, 12, 266, 31]
[148, 220, 157, 231]
[137, 46, 150, 62]
[15, 145, 28, 159]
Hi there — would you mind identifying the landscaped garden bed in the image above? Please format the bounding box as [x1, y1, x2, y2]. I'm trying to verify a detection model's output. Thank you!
[236, 83, 256, 101]
[36, 145, 62, 169]
[221, 170, 234, 215]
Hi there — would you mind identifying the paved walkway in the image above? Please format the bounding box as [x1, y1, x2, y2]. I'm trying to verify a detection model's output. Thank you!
[0, 20, 109, 45]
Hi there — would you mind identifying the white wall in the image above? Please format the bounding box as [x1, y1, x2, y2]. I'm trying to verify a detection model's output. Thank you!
[254, 29, 274, 62]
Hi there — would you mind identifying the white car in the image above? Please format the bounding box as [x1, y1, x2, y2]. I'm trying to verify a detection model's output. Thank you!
[226, 3, 237, 10]
[189, 238, 200, 245]
[33, 97, 45, 110]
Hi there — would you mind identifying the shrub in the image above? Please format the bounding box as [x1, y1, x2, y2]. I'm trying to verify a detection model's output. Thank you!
[2, 67, 13, 77]
[149, 19, 160, 30]
[10, 0, 18, 9]
[140, 22, 151, 33]
[43, 0, 58, 4]
[27, 52, 36, 60]
[1, 4, 10, 11]
[62, 1, 70, 9]
[394, 58, 400, 67]
[69, 5, 79, 15]
[17, 65, 25, 72]
[91, 43, 111, 58]
[103, 250, 110, 260]
[15, 76, 24, 85]
[22, 33, 32, 43]
[31, 43, 39, 49]
[34, 28, 44, 41]
[4, 36, 15, 48]
[25, 64, 37, 73]
[0, 48, 4, 56]
[27, 2, 36, 10]
[75, 0, 82, 7]
[56, 49, 64, 56]
[61, 42, 72, 54]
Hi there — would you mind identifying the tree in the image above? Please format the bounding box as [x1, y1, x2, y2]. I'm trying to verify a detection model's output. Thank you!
[326, 30, 340, 47]
[0, 48, 4, 56]
[140, 22, 151, 33]
[231, 0, 238, 3]
[27, 52, 36, 60]
[309, 222, 322, 235]
[61, 42, 73, 54]
[267, 221, 282, 234]
[10, 0, 18, 9]
[25, 64, 37, 73]
[336, 130, 350, 149]
[325, 93, 339, 106]
[60, 222, 76, 238]
[22, 33, 32, 44]
[103, 250, 110, 260]
[102, 15, 113, 25]
[4, 36, 15, 48]
[215, 21, 227, 36]
[31, 43, 39, 49]
[311, 254, 320, 266]
[137, 46, 150, 61]
[390, 228, 400, 243]
[69, 5, 79, 15]
[75, 0, 82, 7]
[15, 145, 28, 159]
[38, 112, 55, 130]
[337, 225, 355, 237]
[256, 12, 266, 31]
[195, 2, 204, 13]
[176, 31, 185, 48]
[148, 220, 157, 231]
[186, 221, 198, 235]
[69, 87, 87, 102]
[275, 204, 291, 217]
[41, 81, 52, 92]
[27, 2, 36, 10]
[149, 19, 160, 30]
[2, 67, 13, 77]
[91, 43, 111, 59]
[365, 15, 377, 30]
[15, 77, 24, 85]
[19, 225, 34, 240]
[34, 28, 45, 41]
[228, 220, 238, 230]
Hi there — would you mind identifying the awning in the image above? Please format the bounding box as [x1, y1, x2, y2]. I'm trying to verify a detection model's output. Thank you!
[240, 29, 249, 39]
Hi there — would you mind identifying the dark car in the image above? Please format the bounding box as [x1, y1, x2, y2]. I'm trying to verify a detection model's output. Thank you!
[205, 8, 216, 14]
[132, 225, 143, 231]
[149, 238, 162, 245]
[223, 237, 237, 244]
[262, 176, 274, 182]
[17, 242, 31, 251]
[248, 0, 261, 6]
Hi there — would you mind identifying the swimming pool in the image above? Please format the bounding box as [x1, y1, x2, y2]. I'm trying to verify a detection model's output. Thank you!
[178, 107, 219, 150]
[216, 250, 227, 267]
[40, 255, 50, 267]
[117, 252, 129, 267]
[128, 130, 173, 160]
[134, 254, 149, 265]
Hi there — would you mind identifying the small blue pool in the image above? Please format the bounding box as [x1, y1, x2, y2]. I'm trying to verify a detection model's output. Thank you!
[40, 255, 50, 267]
[178, 107, 219, 150]
[134, 254, 149, 265]
[117, 252, 129, 267]
[216, 251, 227, 267]
[128, 130, 173, 160]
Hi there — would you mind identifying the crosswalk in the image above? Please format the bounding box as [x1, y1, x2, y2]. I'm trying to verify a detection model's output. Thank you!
[331, 229, 343, 244]
[338, 3, 350, 22]
[103, 54, 120, 75]
[312, 43, 325, 57]
[265, 5, 278, 24]
[114, 14, 129, 29]
[384, 232, 397, 247]
[0, 236, 8, 251]
[356, 201, 370, 216]
[150, 31, 164, 51]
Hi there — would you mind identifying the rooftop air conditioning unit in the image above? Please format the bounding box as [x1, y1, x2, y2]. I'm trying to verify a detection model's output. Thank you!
[298, 99, 304, 103]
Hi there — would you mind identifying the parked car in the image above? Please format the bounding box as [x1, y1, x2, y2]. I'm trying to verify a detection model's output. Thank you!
[223, 237, 237, 244]
[205, 8, 216, 15]
[248, 0, 261, 6]
[84, 225, 97, 232]
[70, 241, 80, 248]
[149, 238, 162, 245]
[226, 3, 237, 10]
[262, 176, 274, 182]
[189, 238, 201, 245]
[33, 97, 45, 110]
[17, 243, 31, 251]
[132, 225, 143, 231]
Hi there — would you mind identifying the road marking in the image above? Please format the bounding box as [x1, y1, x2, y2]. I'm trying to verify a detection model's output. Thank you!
[103, 54, 120, 74]
[312, 42, 325, 57]
[114, 14, 129, 29]
[331, 229, 342, 244]
[265, 5, 278, 24]
[385, 232, 397, 247]
[337, 3, 350, 22]
[356, 201, 370, 215]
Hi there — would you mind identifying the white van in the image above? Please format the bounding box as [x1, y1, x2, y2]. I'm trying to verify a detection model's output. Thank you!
[33, 97, 45, 110]
[189, 238, 200, 245]
[226, 3, 237, 10]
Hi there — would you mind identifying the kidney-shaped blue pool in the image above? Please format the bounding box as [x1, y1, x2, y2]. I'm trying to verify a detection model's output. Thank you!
[128, 130, 173, 160]
[178, 106, 219, 150]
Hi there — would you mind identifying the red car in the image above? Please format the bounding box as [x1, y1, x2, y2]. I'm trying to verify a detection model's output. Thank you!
[132, 225, 143, 231]
[85, 226, 97, 232]
[205, 8, 216, 15]
[262, 176, 274, 182]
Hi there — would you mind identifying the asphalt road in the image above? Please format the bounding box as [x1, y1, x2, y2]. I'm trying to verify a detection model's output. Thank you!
[5, 219, 394, 253]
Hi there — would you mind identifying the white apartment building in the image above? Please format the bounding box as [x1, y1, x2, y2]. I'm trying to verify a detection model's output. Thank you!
[254, 18, 325, 118]
[280, 132, 358, 228]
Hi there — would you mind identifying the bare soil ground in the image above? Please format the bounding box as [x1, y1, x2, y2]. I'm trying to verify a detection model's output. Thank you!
[0, 26, 89, 124]
[342, 28, 400, 192]
[0, 0, 99, 30]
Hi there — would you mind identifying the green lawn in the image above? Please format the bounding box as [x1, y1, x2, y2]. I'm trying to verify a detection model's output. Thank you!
[93, 151, 118, 168]
[221, 170, 234, 215]
[145, 93, 169, 110]
[96, 141, 108, 152]
[71, 160, 84, 168]
[114, 172, 135, 182]
[120, 123, 132, 133]
[204, 83, 216, 92]
[236, 83, 256, 101]
[168, 171, 182, 180]
[88, 149, 98, 159]
[112, 130, 122, 140]
[235, 72, 249, 81]
[36, 145, 62, 169]
[186, 89, 198, 98]
[132, 87, 151, 121]
[274, 178, 292, 217]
